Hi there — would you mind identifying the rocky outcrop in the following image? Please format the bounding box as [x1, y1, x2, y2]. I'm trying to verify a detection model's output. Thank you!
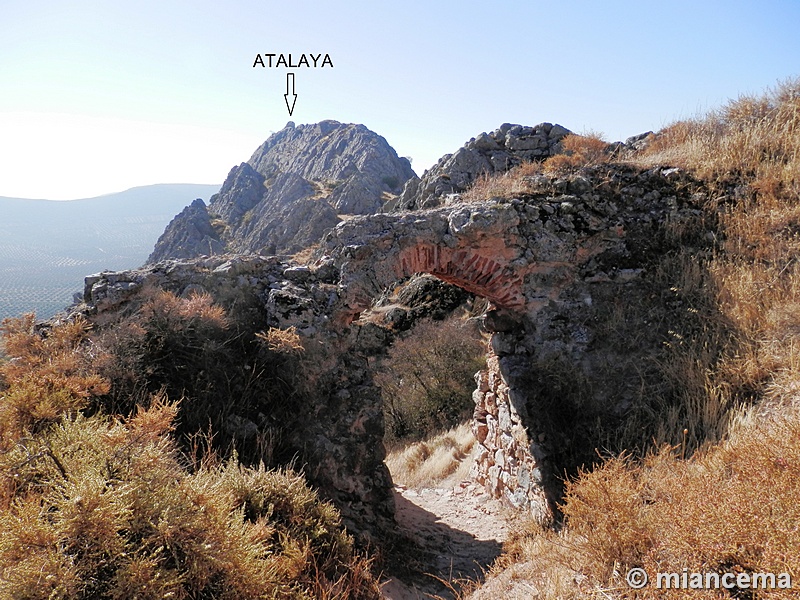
[395, 122, 570, 211]
[372, 274, 472, 331]
[248, 121, 416, 214]
[148, 121, 417, 263]
[148, 198, 225, 262]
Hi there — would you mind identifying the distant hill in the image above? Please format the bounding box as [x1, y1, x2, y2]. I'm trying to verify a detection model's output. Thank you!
[0, 183, 220, 321]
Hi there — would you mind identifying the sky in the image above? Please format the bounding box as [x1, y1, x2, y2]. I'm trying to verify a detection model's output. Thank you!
[1, 0, 799, 200]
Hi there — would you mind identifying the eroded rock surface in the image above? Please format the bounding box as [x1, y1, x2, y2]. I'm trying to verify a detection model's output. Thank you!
[148, 121, 417, 263]
[395, 122, 570, 211]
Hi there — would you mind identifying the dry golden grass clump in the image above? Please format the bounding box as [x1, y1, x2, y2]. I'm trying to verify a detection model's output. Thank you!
[461, 132, 611, 203]
[386, 422, 475, 489]
[0, 314, 380, 599]
[495, 406, 800, 599]
[542, 131, 610, 174]
[461, 160, 544, 203]
[256, 326, 305, 355]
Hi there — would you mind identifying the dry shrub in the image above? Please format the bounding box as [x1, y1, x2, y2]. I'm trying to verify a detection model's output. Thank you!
[461, 161, 543, 203]
[543, 131, 610, 175]
[493, 405, 800, 599]
[0, 314, 110, 448]
[377, 317, 485, 441]
[0, 399, 381, 599]
[0, 291, 380, 597]
[139, 287, 229, 336]
[256, 326, 305, 355]
[80, 285, 310, 467]
[291, 244, 319, 264]
[461, 133, 610, 202]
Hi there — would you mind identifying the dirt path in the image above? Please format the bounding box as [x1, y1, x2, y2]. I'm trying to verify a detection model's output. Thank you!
[381, 482, 513, 599]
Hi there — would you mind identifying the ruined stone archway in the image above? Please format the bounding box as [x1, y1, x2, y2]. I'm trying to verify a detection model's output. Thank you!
[316, 199, 629, 523]
[320, 203, 534, 326]
[316, 168, 714, 524]
[82, 165, 714, 533]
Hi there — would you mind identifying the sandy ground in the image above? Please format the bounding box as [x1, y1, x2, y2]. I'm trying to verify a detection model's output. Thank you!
[381, 481, 513, 599]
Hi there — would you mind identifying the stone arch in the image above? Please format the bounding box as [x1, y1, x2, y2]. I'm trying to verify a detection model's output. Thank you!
[323, 204, 530, 323]
[394, 244, 525, 310]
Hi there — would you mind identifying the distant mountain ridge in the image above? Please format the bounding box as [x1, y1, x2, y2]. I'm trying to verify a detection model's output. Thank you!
[0, 183, 220, 321]
[148, 121, 417, 263]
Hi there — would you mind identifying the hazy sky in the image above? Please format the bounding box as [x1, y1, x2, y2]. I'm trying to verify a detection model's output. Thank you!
[1, 0, 798, 199]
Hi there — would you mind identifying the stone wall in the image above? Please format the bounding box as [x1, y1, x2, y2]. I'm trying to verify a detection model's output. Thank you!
[396, 122, 570, 210]
[471, 352, 552, 523]
[320, 163, 716, 519]
[82, 254, 396, 538]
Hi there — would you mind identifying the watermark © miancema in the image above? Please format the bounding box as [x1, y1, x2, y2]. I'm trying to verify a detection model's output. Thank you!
[626, 567, 792, 590]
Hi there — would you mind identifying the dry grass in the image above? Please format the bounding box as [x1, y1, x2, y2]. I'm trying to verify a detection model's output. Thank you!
[543, 131, 610, 175]
[386, 422, 475, 489]
[461, 132, 611, 203]
[637, 79, 800, 428]
[291, 244, 319, 264]
[485, 403, 800, 599]
[256, 326, 305, 355]
[461, 160, 544, 203]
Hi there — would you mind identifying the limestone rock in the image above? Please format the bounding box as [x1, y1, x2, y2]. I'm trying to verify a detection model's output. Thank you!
[148, 121, 418, 263]
[147, 199, 224, 263]
[396, 122, 571, 210]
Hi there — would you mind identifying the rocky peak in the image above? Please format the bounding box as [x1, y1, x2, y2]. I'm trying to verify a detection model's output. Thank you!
[147, 121, 418, 264]
[248, 120, 416, 213]
[395, 122, 570, 211]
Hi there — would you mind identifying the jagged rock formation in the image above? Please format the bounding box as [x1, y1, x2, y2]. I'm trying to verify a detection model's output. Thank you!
[394, 122, 570, 211]
[148, 121, 417, 263]
[86, 158, 714, 530]
[150, 198, 226, 260]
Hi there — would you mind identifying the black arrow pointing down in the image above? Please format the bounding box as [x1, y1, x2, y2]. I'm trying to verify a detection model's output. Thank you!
[284, 72, 297, 116]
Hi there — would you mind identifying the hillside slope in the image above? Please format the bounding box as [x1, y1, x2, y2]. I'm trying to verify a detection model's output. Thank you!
[0, 183, 219, 320]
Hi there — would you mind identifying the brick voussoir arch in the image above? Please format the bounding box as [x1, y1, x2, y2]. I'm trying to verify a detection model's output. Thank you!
[395, 243, 526, 310]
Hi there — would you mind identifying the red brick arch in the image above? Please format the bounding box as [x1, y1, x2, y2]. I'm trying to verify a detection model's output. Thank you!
[395, 243, 525, 310]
